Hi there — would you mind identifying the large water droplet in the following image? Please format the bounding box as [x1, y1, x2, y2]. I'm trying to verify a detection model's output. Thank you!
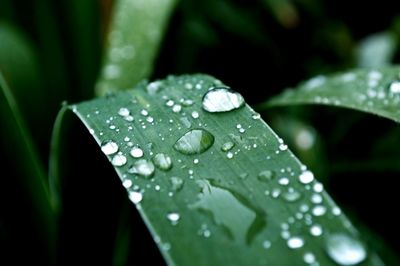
[389, 80, 400, 93]
[153, 153, 172, 171]
[287, 236, 304, 249]
[101, 140, 119, 155]
[202, 87, 245, 113]
[325, 233, 367, 265]
[190, 180, 266, 244]
[128, 159, 155, 178]
[173, 129, 214, 155]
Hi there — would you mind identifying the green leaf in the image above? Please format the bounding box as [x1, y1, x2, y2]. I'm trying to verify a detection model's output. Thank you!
[263, 67, 400, 123]
[0, 71, 55, 257]
[95, 0, 178, 96]
[54, 74, 385, 265]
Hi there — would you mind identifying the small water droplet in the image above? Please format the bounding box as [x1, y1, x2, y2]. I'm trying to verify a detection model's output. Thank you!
[173, 129, 214, 155]
[313, 183, 324, 193]
[311, 194, 323, 204]
[279, 144, 288, 151]
[167, 212, 180, 225]
[299, 170, 314, 184]
[112, 154, 127, 166]
[140, 109, 148, 116]
[312, 205, 326, 216]
[287, 236, 304, 249]
[263, 240, 272, 249]
[170, 176, 184, 191]
[122, 179, 132, 188]
[389, 80, 400, 93]
[146, 80, 163, 94]
[303, 252, 316, 264]
[129, 191, 143, 204]
[202, 87, 245, 113]
[258, 170, 274, 182]
[282, 190, 302, 202]
[310, 224, 323, 236]
[101, 141, 119, 155]
[128, 159, 155, 178]
[252, 113, 261, 119]
[172, 104, 182, 113]
[226, 152, 234, 159]
[332, 207, 342, 216]
[118, 107, 130, 117]
[325, 233, 366, 265]
[153, 153, 172, 171]
[221, 141, 235, 152]
[278, 177, 290, 186]
[130, 145, 144, 158]
[191, 111, 199, 119]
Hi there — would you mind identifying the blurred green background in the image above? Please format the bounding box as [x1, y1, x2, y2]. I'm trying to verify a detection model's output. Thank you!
[1, 0, 400, 264]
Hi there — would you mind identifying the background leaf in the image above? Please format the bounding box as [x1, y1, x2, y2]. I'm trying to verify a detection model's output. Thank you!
[96, 0, 178, 96]
[54, 74, 385, 265]
[263, 66, 400, 123]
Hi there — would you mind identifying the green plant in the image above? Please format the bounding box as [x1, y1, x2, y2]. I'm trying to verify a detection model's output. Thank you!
[1, 0, 400, 265]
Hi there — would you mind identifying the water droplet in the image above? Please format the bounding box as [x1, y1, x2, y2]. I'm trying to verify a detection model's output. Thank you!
[202, 87, 245, 113]
[130, 145, 144, 158]
[190, 180, 266, 244]
[172, 104, 182, 113]
[153, 153, 172, 171]
[313, 182, 324, 193]
[279, 144, 288, 151]
[112, 154, 127, 166]
[287, 236, 304, 249]
[146, 80, 163, 94]
[332, 207, 342, 216]
[170, 176, 184, 191]
[389, 80, 400, 93]
[325, 233, 366, 265]
[258, 170, 274, 182]
[128, 159, 155, 178]
[122, 179, 132, 188]
[252, 113, 261, 119]
[282, 190, 302, 202]
[311, 194, 323, 204]
[310, 224, 323, 236]
[303, 252, 316, 264]
[167, 212, 180, 225]
[221, 141, 235, 152]
[173, 129, 214, 155]
[226, 152, 234, 159]
[129, 191, 143, 204]
[299, 170, 314, 184]
[101, 141, 119, 155]
[312, 205, 326, 216]
[263, 240, 272, 249]
[140, 109, 148, 116]
[278, 177, 290, 186]
[191, 111, 199, 119]
[118, 107, 130, 117]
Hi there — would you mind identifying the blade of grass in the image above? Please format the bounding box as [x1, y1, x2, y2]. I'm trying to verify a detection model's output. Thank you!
[95, 0, 178, 96]
[0, 71, 55, 258]
[261, 66, 400, 123]
[53, 74, 385, 265]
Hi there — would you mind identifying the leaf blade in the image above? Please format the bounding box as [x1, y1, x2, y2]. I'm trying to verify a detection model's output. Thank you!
[60, 74, 384, 265]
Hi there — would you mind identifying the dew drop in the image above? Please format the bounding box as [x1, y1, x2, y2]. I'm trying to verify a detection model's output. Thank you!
[263, 240, 272, 249]
[221, 141, 235, 152]
[278, 177, 290, 186]
[191, 111, 199, 119]
[226, 152, 234, 159]
[128, 159, 155, 178]
[287, 236, 304, 249]
[173, 129, 214, 155]
[303, 252, 316, 264]
[258, 170, 274, 182]
[202, 87, 245, 113]
[252, 113, 261, 120]
[312, 205, 327, 216]
[111, 154, 127, 166]
[167, 212, 180, 225]
[282, 190, 302, 202]
[129, 191, 143, 204]
[122, 179, 132, 188]
[325, 233, 366, 265]
[389, 80, 400, 93]
[101, 141, 119, 155]
[146, 80, 163, 94]
[130, 145, 144, 158]
[279, 144, 288, 151]
[153, 153, 172, 171]
[299, 170, 314, 184]
[310, 224, 323, 236]
[170, 176, 184, 191]
[172, 104, 182, 113]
